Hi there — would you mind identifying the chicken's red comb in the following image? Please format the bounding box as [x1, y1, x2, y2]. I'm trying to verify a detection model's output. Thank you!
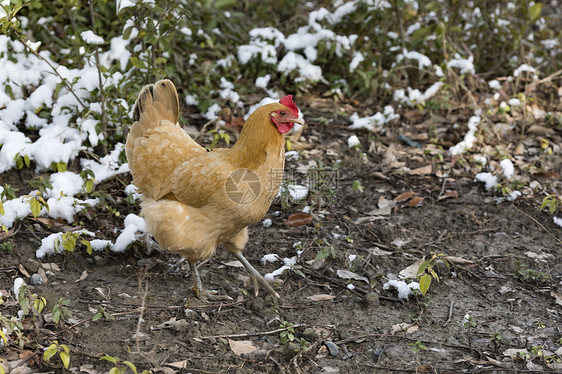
[279, 95, 299, 117]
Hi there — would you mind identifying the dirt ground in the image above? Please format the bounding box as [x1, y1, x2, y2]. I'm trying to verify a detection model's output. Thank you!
[1, 100, 562, 374]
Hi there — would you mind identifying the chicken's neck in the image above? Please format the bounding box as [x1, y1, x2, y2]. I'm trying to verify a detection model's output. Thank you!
[224, 119, 284, 171]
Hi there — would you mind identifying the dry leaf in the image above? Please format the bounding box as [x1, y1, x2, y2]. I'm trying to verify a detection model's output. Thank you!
[551, 290, 562, 306]
[399, 258, 425, 279]
[306, 294, 336, 301]
[438, 190, 458, 200]
[407, 196, 425, 207]
[166, 360, 189, 369]
[285, 212, 313, 227]
[19, 264, 31, 278]
[336, 269, 368, 283]
[527, 125, 554, 135]
[75, 270, 89, 282]
[442, 256, 474, 265]
[390, 323, 418, 335]
[223, 260, 244, 268]
[410, 164, 432, 175]
[0, 225, 17, 240]
[366, 247, 393, 256]
[228, 338, 257, 356]
[395, 191, 416, 202]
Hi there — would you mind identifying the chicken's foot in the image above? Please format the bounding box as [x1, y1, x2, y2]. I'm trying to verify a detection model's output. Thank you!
[233, 252, 280, 299]
[189, 261, 232, 302]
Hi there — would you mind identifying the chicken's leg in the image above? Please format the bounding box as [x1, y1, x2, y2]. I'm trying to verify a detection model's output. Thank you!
[189, 261, 232, 302]
[233, 252, 280, 299]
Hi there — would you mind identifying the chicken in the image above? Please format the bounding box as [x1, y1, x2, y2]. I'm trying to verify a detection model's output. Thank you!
[125, 80, 303, 301]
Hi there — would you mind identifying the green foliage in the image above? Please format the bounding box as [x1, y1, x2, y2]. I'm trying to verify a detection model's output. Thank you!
[207, 129, 231, 149]
[514, 260, 550, 283]
[43, 341, 70, 369]
[52, 298, 72, 324]
[416, 252, 449, 296]
[92, 306, 115, 322]
[540, 194, 561, 215]
[409, 340, 427, 354]
[279, 321, 296, 344]
[100, 355, 151, 374]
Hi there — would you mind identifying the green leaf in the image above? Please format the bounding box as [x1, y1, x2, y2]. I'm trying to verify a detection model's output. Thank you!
[24, 155, 30, 168]
[86, 179, 94, 193]
[0, 200, 4, 216]
[419, 274, 432, 296]
[529, 2, 542, 22]
[56, 162, 67, 172]
[123, 361, 138, 374]
[100, 355, 118, 364]
[130, 57, 146, 69]
[81, 239, 93, 255]
[109, 368, 119, 374]
[0, 330, 7, 346]
[59, 351, 70, 368]
[92, 311, 102, 321]
[29, 198, 41, 218]
[43, 347, 58, 362]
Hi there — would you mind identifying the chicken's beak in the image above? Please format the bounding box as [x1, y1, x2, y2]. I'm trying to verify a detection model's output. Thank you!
[290, 117, 305, 126]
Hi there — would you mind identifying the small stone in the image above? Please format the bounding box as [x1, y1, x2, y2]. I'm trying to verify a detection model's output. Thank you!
[217, 337, 228, 345]
[30, 274, 43, 285]
[93, 255, 108, 266]
[252, 349, 268, 360]
[365, 292, 379, 306]
[25, 259, 41, 273]
[184, 308, 197, 319]
[208, 336, 217, 345]
[303, 327, 320, 340]
[325, 341, 339, 356]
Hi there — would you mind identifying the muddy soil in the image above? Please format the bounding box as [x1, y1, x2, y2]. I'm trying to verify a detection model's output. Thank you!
[1, 112, 561, 374]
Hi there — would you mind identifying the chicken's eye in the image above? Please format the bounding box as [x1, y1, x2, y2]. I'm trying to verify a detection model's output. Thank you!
[280, 111, 286, 116]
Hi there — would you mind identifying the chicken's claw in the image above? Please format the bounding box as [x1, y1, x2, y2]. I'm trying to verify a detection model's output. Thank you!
[189, 261, 233, 302]
[233, 252, 280, 299]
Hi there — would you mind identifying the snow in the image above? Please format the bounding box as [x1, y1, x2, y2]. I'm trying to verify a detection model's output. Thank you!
[554, 217, 562, 228]
[475, 172, 498, 191]
[500, 159, 515, 179]
[112, 214, 146, 252]
[508, 98, 520, 107]
[81, 31, 105, 45]
[261, 254, 280, 264]
[265, 256, 297, 280]
[262, 218, 272, 227]
[394, 82, 443, 106]
[513, 64, 536, 77]
[287, 184, 309, 201]
[278, 52, 322, 82]
[255, 74, 271, 89]
[347, 135, 360, 148]
[349, 106, 399, 131]
[383, 280, 420, 300]
[447, 56, 475, 74]
[449, 116, 480, 155]
[349, 51, 364, 72]
[13, 278, 26, 301]
[488, 80, 501, 90]
[399, 49, 432, 69]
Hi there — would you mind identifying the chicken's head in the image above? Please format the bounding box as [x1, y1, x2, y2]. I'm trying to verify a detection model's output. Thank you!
[271, 95, 303, 134]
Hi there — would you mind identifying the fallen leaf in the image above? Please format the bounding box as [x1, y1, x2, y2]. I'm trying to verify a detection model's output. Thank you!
[407, 196, 425, 207]
[366, 247, 393, 256]
[551, 290, 562, 306]
[285, 212, 313, 227]
[524, 251, 553, 260]
[399, 258, 425, 279]
[410, 164, 432, 175]
[527, 124, 554, 135]
[306, 294, 336, 301]
[336, 269, 368, 283]
[503, 348, 528, 357]
[438, 190, 459, 200]
[390, 323, 418, 335]
[228, 338, 257, 356]
[395, 191, 417, 202]
[75, 270, 89, 282]
[442, 256, 474, 265]
[0, 225, 17, 240]
[19, 264, 31, 278]
[223, 260, 244, 268]
[166, 360, 189, 369]
[79, 365, 102, 374]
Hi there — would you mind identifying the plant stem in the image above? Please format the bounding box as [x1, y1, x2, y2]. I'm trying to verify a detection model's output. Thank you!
[89, 0, 108, 155]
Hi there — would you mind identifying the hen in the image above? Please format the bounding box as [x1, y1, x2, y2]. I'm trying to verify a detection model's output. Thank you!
[125, 80, 303, 300]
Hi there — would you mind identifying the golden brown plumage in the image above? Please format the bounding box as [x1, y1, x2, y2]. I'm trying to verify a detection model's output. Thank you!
[126, 80, 303, 300]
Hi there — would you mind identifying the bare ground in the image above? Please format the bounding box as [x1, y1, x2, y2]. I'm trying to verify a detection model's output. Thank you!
[1, 100, 562, 374]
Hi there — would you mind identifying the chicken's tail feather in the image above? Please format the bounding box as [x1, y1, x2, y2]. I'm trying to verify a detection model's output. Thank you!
[132, 79, 179, 125]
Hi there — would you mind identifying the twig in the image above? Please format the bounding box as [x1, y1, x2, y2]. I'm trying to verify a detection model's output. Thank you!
[287, 329, 333, 373]
[512, 205, 562, 245]
[194, 118, 218, 142]
[11, 30, 87, 111]
[442, 300, 454, 327]
[88, 0, 108, 155]
[135, 268, 149, 355]
[198, 324, 308, 340]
